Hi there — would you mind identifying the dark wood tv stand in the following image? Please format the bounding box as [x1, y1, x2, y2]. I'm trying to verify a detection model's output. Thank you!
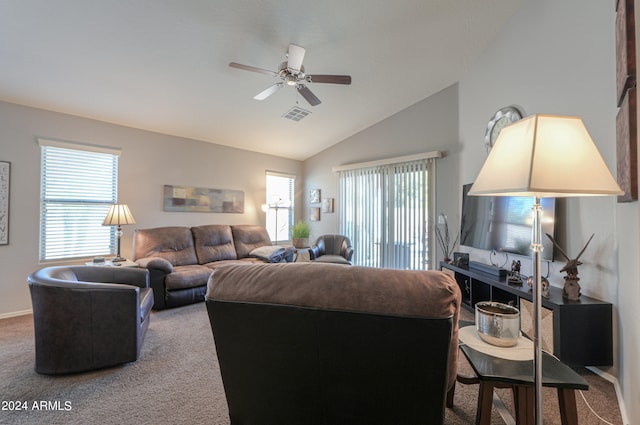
[440, 261, 613, 367]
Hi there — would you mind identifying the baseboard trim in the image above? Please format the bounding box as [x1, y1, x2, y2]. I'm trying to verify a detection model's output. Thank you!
[586, 366, 629, 425]
[0, 309, 32, 320]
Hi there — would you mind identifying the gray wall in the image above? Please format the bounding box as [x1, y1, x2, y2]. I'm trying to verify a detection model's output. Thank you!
[0, 100, 302, 316]
[458, 0, 636, 420]
[303, 84, 460, 248]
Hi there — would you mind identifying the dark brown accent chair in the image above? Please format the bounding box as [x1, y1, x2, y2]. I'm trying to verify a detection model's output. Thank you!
[309, 234, 353, 264]
[27, 266, 153, 374]
[205, 263, 461, 425]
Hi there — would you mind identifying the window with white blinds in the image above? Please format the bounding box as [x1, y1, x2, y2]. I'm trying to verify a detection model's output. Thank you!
[337, 154, 438, 270]
[265, 171, 295, 243]
[39, 139, 120, 261]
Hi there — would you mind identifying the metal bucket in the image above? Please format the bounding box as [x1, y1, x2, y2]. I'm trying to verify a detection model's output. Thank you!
[475, 301, 521, 347]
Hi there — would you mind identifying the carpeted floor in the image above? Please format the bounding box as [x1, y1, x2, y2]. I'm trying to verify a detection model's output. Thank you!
[0, 302, 623, 425]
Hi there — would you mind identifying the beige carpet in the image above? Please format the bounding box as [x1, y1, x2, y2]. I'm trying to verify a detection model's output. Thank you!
[0, 302, 622, 425]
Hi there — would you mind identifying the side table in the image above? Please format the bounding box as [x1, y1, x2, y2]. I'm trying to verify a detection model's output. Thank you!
[457, 324, 588, 425]
[293, 247, 311, 262]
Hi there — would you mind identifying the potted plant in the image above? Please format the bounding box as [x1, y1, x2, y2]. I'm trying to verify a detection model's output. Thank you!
[291, 221, 310, 248]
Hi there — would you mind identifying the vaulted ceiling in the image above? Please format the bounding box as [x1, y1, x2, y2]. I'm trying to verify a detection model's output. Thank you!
[0, 1, 522, 160]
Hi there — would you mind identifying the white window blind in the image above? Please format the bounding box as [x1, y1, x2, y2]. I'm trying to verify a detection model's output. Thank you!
[39, 139, 120, 261]
[265, 171, 295, 244]
[337, 155, 437, 269]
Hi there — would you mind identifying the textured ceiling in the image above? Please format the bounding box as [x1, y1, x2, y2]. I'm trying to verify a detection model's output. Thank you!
[0, 0, 522, 160]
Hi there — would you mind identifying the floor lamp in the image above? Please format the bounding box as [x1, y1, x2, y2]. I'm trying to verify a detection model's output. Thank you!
[469, 114, 622, 425]
[102, 204, 136, 262]
[262, 198, 290, 244]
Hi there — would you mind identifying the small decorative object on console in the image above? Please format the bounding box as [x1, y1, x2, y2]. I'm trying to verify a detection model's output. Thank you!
[435, 213, 459, 262]
[452, 252, 469, 268]
[527, 275, 550, 299]
[545, 232, 595, 300]
[508, 259, 523, 285]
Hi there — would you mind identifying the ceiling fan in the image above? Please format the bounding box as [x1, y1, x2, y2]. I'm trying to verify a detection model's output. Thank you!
[229, 44, 352, 106]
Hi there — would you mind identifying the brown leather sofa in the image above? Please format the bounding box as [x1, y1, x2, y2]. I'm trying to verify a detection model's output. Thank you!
[133, 224, 292, 310]
[205, 263, 461, 425]
[27, 266, 153, 374]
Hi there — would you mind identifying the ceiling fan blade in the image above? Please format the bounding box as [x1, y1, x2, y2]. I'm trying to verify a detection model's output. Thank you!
[307, 74, 352, 85]
[254, 83, 283, 100]
[297, 84, 321, 106]
[286, 44, 306, 73]
[229, 62, 278, 77]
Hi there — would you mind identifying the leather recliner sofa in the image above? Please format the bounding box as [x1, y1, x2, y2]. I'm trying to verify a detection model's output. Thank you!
[205, 262, 461, 425]
[27, 266, 153, 374]
[133, 224, 292, 310]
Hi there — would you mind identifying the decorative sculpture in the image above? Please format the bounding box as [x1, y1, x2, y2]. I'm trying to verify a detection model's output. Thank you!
[545, 233, 595, 300]
[508, 260, 523, 285]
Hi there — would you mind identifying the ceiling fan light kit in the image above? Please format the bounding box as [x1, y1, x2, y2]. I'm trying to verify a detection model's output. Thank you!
[229, 44, 352, 107]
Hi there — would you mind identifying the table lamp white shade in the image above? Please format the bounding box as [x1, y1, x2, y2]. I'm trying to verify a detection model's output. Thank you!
[102, 204, 136, 262]
[470, 114, 623, 198]
[468, 113, 622, 425]
[102, 204, 136, 226]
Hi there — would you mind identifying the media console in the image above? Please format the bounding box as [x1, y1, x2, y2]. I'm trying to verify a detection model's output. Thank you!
[441, 261, 613, 367]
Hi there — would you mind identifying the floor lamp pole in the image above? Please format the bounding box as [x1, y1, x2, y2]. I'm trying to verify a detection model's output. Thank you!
[531, 197, 543, 425]
[273, 205, 279, 245]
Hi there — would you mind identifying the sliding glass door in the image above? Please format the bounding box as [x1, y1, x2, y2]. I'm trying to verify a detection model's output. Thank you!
[338, 157, 434, 269]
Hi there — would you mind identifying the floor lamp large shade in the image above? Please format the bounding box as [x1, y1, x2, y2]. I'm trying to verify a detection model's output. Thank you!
[468, 113, 622, 425]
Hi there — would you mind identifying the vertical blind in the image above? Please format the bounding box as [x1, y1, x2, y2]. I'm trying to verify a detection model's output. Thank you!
[39, 139, 120, 261]
[338, 156, 436, 269]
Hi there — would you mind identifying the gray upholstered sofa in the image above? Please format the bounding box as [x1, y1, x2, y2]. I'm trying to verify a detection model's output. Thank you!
[205, 262, 461, 424]
[133, 224, 292, 310]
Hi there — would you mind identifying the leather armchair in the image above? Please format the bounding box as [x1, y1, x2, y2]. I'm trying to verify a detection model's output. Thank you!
[309, 234, 353, 264]
[205, 263, 461, 425]
[27, 266, 153, 374]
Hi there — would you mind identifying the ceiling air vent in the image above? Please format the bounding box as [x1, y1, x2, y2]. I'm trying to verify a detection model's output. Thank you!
[282, 106, 311, 122]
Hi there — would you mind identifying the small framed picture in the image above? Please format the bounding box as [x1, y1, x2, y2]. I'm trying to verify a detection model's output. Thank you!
[310, 207, 320, 221]
[322, 198, 334, 213]
[310, 189, 321, 204]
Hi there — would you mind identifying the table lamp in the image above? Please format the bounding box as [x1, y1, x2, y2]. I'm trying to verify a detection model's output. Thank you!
[469, 114, 622, 424]
[102, 204, 136, 262]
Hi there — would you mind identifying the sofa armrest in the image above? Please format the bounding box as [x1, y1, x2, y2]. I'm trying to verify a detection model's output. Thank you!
[309, 246, 321, 260]
[343, 247, 354, 262]
[136, 257, 173, 274]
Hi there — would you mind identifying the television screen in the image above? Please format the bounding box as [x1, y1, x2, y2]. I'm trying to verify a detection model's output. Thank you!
[460, 183, 556, 261]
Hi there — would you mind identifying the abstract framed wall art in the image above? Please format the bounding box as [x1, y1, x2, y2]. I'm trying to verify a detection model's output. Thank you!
[0, 161, 10, 245]
[163, 185, 244, 213]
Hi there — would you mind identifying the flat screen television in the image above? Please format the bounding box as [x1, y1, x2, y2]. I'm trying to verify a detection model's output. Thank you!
[460, 183, 556, 261]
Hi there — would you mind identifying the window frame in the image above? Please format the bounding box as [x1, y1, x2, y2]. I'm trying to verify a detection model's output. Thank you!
[38, 138, 120, 262]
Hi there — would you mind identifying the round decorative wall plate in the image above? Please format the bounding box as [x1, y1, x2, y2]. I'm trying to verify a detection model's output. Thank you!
[484, 106, 524, 152]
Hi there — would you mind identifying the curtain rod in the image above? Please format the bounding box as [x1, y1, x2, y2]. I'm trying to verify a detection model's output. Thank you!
[332, 151, 442, 172]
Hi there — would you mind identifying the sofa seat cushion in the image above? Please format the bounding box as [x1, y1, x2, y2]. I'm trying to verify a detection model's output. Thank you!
[165, 265, 213, 290]
[203, 258, 263, 269]
[312, 254, 351, 265]
[192, 225, 238, 264]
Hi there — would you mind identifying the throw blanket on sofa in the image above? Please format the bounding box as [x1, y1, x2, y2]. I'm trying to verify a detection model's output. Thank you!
[249, 245, 292, 263]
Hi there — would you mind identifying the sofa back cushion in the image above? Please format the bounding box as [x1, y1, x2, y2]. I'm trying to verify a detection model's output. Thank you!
[231, 225, 272, 259]
[192, 225, 238, 264]
[133, 227, 198, 266]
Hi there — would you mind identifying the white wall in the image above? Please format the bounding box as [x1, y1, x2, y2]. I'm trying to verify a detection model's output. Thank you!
[303, 84, 461, 246]
[458, 0, 636, 421]
[0, 101, 302, 317]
